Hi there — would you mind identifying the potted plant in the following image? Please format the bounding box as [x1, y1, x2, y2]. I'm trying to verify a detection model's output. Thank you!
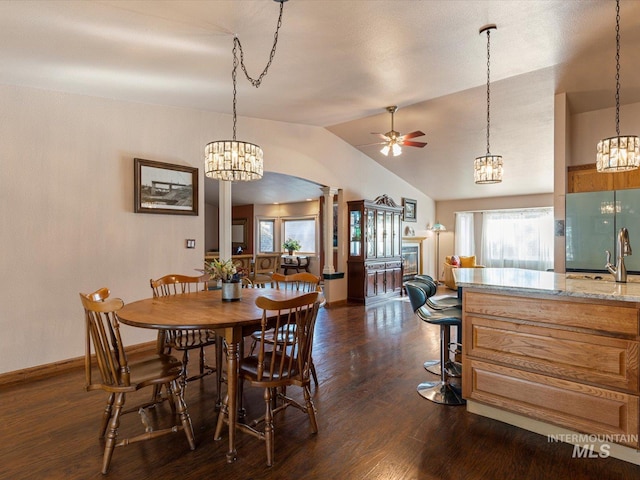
[282, 238, 302, 255]
[205, 258, 243, 301]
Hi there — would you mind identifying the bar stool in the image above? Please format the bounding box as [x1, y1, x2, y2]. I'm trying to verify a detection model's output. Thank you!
[410, 276, 462, 377]
[405, 281, 465, 405]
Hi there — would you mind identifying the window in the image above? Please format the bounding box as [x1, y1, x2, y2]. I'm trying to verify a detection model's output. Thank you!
[481, 208, 554, 271]
[455, 212, 475, 256]
[258, 219, 275, 253]
[282, 217, 316, 253]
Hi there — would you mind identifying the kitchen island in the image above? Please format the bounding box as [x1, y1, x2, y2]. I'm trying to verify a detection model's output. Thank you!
[455, 268, 640, 464]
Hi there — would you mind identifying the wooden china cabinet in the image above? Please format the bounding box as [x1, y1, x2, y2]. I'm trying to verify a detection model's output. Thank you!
[347, 195, 403, 304]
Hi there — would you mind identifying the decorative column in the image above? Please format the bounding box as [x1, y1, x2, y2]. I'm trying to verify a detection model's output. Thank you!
[321, 186, 339, 275]
[218, 181, 232, 260]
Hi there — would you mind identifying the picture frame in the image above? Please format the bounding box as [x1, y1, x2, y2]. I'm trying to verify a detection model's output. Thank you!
[403, 198, 417, 222]
[134, 158, 198, 215]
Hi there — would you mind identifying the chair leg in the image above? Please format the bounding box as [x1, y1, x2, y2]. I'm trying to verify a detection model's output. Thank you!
[214, 394, 229, 441]
[99, 393, 115, 437]
[165, 382, 176, 415]
[171, 379, 196, 450]
[303, 385, 318, 434]
[263, 388, 274, 467]
[310, 359, 319, 387]
[199, 345, 206, 375]
[102, 392, 125, 474]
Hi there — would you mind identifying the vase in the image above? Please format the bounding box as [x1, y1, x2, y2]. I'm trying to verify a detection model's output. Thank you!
[221, 281, 242, 301]
[288, 249, 294, 255]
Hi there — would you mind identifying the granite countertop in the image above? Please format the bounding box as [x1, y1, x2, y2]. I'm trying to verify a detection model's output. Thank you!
[454, 267, 640, 302]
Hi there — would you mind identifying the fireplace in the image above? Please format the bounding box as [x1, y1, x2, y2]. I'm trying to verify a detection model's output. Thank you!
[401, 236, 426, 282]
[402, 244, 419, 281]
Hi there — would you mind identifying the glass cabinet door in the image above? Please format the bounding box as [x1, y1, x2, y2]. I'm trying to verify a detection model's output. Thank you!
[349, 209, 362, 257]
[393, 212, 401, 257]
[384, 211, 393, 257]
[376, 211, 385, 257]
[366, 209, 376, 258]
[566, 191, 615, 271]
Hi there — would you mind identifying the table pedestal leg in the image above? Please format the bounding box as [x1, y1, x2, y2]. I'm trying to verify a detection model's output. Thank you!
[225, 335, 238, 463]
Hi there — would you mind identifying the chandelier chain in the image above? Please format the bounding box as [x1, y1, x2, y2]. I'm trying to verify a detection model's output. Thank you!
[230, 1, 285, 141]
[235, 1, 284, 88]
[486, 28, 491, 155]
[615, 0, 621, 136]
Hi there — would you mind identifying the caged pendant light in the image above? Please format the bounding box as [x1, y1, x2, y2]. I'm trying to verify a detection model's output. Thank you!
[204, 0, 288, 182]
[474, 24, 503, 184]
[596, 0, 639, 173]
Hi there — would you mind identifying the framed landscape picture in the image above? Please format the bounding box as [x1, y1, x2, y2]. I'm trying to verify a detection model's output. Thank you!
[403, 198, 417, 222]
[134, 158, 198, 215]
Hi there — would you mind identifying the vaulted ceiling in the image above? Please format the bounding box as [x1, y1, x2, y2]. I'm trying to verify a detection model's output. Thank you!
[3, 1, 640, 203]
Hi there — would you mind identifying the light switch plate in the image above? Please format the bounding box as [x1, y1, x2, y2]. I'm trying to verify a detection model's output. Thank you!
[186, 239, 196, 248]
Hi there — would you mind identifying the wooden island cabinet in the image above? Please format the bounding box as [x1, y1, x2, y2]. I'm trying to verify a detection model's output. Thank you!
[456, 268, 640, 463]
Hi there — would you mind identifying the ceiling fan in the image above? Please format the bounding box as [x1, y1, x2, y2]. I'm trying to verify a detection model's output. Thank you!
[363, 106, 427, 157]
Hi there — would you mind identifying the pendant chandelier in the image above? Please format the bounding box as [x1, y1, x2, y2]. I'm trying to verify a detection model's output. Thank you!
[205, 0, 287, 182]
[474, 24, 503, 184]
[596, 0, 639, 173]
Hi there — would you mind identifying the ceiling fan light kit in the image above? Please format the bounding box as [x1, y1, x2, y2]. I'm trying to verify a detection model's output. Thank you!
[367, 105, 427, 157]
[205, 0, 288, 182]
[474, 24, 503, 184]
[596, 0, 639, 173]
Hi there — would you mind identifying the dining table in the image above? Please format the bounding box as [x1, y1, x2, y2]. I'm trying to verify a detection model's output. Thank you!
[116, 286, 305, 463]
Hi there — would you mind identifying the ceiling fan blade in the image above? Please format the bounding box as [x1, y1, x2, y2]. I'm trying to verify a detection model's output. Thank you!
[371, 133, 391, 141]
[402, 140, 428, 148]
[400, 130, 426, 140]
[356, 141, 387, 148]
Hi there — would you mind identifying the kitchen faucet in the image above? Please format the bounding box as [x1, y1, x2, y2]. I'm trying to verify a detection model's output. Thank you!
[605, 227, 632, 283]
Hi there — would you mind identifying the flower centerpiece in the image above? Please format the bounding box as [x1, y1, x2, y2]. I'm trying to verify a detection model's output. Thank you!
[205, 258, 240, 282]
[205, 258, 243, 301]
[282, 238, 302, 255]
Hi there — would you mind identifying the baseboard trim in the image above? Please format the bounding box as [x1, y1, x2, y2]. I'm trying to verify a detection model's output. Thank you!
[0, 341, 156, 388]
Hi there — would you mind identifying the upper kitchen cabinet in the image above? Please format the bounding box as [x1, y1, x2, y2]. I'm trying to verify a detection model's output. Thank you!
[568, 163, 640, 193]
[566, 189, 640, 273]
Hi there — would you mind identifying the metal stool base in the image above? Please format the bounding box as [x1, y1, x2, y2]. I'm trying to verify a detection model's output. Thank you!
[425, 359, 462, 377]
[417, 381, 466, 405]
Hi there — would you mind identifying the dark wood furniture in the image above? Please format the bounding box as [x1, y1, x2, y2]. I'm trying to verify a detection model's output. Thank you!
[347, 194, 403, 304]
[79, 288, 196, 474]
[116, 287, 305, 464]
[280, 255, 310, 274]
[214, 292, 321, 466]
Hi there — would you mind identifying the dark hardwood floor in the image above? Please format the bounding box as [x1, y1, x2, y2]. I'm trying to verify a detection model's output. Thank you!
[2, 295, 639, 479]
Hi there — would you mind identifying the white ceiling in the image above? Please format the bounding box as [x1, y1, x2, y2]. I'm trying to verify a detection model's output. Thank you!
[3, 0, 640, 202]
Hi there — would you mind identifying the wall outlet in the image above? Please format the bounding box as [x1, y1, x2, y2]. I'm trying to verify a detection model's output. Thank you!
[186, 239, 196, 248]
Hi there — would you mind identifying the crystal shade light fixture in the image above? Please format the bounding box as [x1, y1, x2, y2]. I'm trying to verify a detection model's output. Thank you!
[205, 0, 287, 182]
[474, 24, 503, 184]
[596, 0, 639, 173]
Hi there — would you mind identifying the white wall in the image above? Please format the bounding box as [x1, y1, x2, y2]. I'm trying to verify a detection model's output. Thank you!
[0, 83, 434, 373]
[569, 101, 640, 167]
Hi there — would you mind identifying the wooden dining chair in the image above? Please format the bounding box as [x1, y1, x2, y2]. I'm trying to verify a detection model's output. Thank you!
[79, 288, 196, 474]
[215, 291, 321, 466]
[271, 272, 320, 293]
[249, 272, 322, 386]
[150, 274, 219, 384]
